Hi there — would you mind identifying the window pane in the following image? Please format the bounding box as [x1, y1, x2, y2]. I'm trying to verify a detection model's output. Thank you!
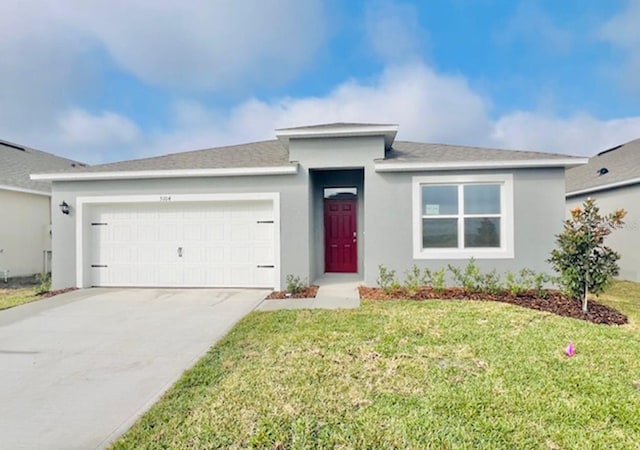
[465, 218, 500, 247]
[423, 218, 458, 248]
[324, 187, 357, 199]
[464, 184, 500, 214]
[422, 185, 457, 215]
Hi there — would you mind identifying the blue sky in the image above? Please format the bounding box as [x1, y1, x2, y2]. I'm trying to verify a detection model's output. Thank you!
[1, 0, 639, 163]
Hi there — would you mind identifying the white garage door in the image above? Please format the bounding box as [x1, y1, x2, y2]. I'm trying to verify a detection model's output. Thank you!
[88, 200, 275, 288]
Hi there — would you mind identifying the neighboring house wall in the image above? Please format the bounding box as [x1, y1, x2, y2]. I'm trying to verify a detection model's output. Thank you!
[0, 189, 50, 277]
[566, 185, 640, 282]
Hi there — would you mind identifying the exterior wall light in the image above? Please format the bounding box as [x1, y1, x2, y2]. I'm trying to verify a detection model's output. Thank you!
[59, 201, 70, 215]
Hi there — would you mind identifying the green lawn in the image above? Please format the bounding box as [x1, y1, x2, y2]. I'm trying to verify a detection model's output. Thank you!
[113, 281, 640, 449]
[0, 287, 40, 310]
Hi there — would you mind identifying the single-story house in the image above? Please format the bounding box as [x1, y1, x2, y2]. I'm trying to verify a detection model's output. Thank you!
[0, 139, 84, 278]
[32, 123, 586, 291]
[566, 138, 640, 282]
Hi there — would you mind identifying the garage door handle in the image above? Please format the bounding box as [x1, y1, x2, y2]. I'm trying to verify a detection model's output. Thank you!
[178, 247, 183, 257]
[257, 265, 274, 268]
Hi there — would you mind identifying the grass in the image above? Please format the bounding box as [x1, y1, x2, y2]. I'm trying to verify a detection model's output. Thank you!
[597, 280, 640, 329]
[0, 286, 40, 310]
[113, 280, 640, 449]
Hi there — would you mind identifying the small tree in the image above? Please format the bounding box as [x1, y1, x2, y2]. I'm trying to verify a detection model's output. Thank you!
[548, 198, 625, 313]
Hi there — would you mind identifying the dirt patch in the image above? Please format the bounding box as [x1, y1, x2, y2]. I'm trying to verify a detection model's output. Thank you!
[1, 275, 40, 289]
[266, 285, 319, 300]
[358, 286, 628, 326]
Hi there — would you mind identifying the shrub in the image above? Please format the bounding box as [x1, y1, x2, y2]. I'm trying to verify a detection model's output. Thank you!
[404, 265, 430, 292]
[377, 265, 399, 294]
[430, 268, 447, 294]
[448, 258, 484, 292]
[285, 274, 307, 295]
[35, 272, 51, 295]
[548, 198, 625, 312]
[480, 269, 503, 295]
[505, 268, 535, 296]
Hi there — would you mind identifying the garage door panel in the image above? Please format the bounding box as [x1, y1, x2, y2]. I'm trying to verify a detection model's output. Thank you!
[112, 245, 133, 263]
[89, 200, 276, 288]
[157, 223, 178, 241]
[231, 224, 250, 241]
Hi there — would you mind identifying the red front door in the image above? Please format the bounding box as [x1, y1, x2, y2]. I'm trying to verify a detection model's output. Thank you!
[324, 199, 357, 273]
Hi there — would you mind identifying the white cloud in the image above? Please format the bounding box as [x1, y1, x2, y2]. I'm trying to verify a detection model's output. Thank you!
[57, 0, 327, 91]
[139, 63, 494, 158]
[599, 1, 640, 90]
[141, 63, 639, 161]
[492, 112, 640, 155]
[58, 109, 140, 146]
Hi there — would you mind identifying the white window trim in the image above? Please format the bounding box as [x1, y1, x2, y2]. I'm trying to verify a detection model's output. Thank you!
[412, 174, 514, 260]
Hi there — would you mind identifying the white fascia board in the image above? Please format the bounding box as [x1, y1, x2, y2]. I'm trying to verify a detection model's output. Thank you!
[375, 158, 588, 172]
[0, 184, 50, 196]
[276, 124, 399, 138]
[276, 124, 399, 149]
[566, 177, 640, 198]
[31, 165, 298, 181]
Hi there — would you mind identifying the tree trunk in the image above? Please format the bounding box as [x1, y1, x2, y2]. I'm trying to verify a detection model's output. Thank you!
[583, 284, 589, 313]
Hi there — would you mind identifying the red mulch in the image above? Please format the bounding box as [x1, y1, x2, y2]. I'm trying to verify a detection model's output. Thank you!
[358, 286, 628, 326]
[266, 285, 319, 300]
[39, 287, 77, 298]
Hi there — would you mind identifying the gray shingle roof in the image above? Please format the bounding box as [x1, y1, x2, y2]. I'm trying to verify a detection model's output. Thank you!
[61, 140, 291, 173]
[34, 132, 584, 180]
[566, 138, 640, 195]
[0, 140, 84, 193]
[276, 122, 398, 131]
[386, 141, 579, 163]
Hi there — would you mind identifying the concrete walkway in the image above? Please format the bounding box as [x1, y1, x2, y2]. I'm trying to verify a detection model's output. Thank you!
[0, 287, 267, 450]
[257, 273, 361, 311]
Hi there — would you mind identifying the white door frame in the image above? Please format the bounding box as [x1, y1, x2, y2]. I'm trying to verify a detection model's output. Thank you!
[75, 192, 281, 290]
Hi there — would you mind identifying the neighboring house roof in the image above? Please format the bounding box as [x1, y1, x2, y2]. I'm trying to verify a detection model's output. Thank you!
[31, 123, 587, 182]
[0, 139, 85, 195]
[566, 138, 640, 197]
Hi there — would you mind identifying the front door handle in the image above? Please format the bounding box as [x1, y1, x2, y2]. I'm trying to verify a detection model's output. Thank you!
[178, 247, 183, 258]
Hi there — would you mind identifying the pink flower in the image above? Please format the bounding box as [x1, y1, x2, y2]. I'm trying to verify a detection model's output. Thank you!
[565, 342, 575, 357]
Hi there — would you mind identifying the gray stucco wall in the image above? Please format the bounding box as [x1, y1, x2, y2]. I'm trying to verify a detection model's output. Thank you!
[566, 184, 640, 282]
[51, 134, 568, 290]
[362, 167, 566, 286]
[50, 173, 309, 290]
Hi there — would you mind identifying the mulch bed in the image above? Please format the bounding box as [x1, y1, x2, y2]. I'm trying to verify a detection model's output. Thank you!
[39, 287, 77, 298]
[359, 286, 628, 326]
[266, 285, 319, 300]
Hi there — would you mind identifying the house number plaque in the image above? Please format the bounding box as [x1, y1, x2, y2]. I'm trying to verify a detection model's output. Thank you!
[159, 196, 172, 202]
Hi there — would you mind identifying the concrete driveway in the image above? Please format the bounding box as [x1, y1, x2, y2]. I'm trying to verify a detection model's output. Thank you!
[0, 287, 268, 450]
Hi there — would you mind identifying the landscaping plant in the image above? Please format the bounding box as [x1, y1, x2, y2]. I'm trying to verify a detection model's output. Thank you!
[285, 274, 307, 295]
[376, 265, 399, 294]
[548, 198, 626, 313]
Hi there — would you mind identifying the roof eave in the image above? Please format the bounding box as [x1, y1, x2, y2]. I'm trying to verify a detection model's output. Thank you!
[276, 124, 399, 150]
[375, 158, 588, 172]
[0, 184, 51, 196]
[566, 176, 640, 198]
[31, 165, 299, 182]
